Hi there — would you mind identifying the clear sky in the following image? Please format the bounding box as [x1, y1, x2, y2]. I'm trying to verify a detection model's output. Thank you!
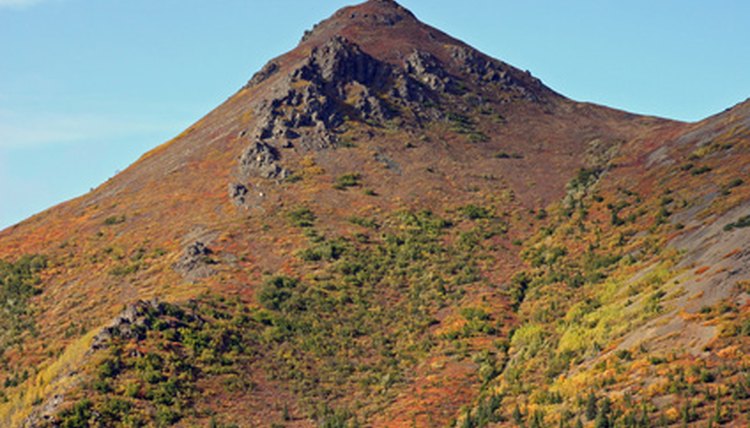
[1, 0, 749, 229]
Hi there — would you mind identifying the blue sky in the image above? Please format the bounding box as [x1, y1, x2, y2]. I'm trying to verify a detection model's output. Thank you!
[1, 0, 749, 229]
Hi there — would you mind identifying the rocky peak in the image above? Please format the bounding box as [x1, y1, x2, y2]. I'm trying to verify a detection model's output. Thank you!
[229, 0, 557, 209]
[244, 35, 438, 152]
[301, 0, 416, 43]
[339, 0, 416, 26]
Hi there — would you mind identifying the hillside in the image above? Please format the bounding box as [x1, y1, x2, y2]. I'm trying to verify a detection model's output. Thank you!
[1, 1, 749, 426]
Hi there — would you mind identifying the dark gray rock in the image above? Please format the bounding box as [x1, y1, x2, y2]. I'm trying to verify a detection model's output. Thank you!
[245, 37, 445, 157]
[449, 45, 544, 102]
[173, 241, 217, 282]
[312, 36, 390, 90]
[239, 141, 291, 179]
[405, 50, 453, 93]
[354, 88, 394, 123]
[246, 61, 279, 87]
[91, 299, 162, 349]
[229, 183, 249, 206]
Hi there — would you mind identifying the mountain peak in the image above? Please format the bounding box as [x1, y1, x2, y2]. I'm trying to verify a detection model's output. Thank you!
[283, 0, 553, 100]
[348, 0, 414, 15]
[233, 0, 560, 209]
[298, 0, 422, 50]
[330, 0, 416, 28]
[13, 3, 750, 428]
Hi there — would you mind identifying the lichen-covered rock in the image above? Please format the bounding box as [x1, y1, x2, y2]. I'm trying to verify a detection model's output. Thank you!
[239, 141, 291, 179]
[173, 241, 217, 282]
[405, 50, 453, 93]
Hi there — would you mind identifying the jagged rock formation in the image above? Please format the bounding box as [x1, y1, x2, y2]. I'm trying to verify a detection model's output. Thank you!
[245, 61, 279, 88]
[91, 299, 163, 350]
[172, 241, 216, 281]
[238, 141, 290, 179]
[248, 36, 431, 151]
[228, 182, 249, 206]
[405, 50, 454, 92]
[229, 28, 552, 206]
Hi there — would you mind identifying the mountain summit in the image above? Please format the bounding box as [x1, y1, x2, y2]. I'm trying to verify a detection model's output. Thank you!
[2, 1, 750, 427]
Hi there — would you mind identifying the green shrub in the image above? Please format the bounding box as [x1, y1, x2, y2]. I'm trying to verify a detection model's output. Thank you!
[92, 378, 112, 393]
[724, 214, 750, 231]
[494, 152, 523, 159]
[104, 215, 126, 225]
[284, 173, 303, 183]
[0, 254, 47, 356]
[523, 245, 567, 268]
[99, 398, 132, 423]
[727, 178, 744, 188]
[348, 216, 379, 229]
[691, 165, 712, 175]
[509, 272, 531, 310]
[258, 276, 300, 311]
[109, 262, 141, 277]
[459, 204, 493, 220]
[287, 207, 316, 228]
[297, 240, 347, 262]
[58, 399, 93, 428]
[571, 168, 602, 189]
[334, 173, 362, 190]
[155, 405, 181, 425]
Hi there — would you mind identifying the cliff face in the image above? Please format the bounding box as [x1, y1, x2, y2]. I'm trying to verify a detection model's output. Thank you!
[2, 1, 750, 427]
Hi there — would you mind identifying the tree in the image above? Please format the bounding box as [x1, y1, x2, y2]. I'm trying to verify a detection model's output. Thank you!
[596, 396, 612, 427]
[585, 392, 598, 420]
[594, 413, 610, 428]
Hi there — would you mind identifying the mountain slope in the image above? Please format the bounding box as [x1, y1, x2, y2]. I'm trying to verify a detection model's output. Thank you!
[1, 1, 749, 427]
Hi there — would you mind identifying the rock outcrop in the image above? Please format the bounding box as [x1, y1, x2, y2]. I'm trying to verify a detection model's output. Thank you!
[172, 241, 217, 282]
[248, 36, 446, 151]
[91, 299, 162, 350]
[245, 61, 279, 88]
[405, 50, 454, 93]
[449, 45, 546, 101]
[239, 141, 290, 179]
[229, 14, 551, 208]
[229, 183, 249, 206]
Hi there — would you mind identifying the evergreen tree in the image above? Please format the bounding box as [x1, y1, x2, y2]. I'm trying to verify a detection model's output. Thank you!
[585, 392, 598, 420]
[529, 410, 544, 428]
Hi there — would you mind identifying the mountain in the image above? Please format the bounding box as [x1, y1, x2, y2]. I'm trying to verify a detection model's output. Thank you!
[1, 0, 749, 426]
